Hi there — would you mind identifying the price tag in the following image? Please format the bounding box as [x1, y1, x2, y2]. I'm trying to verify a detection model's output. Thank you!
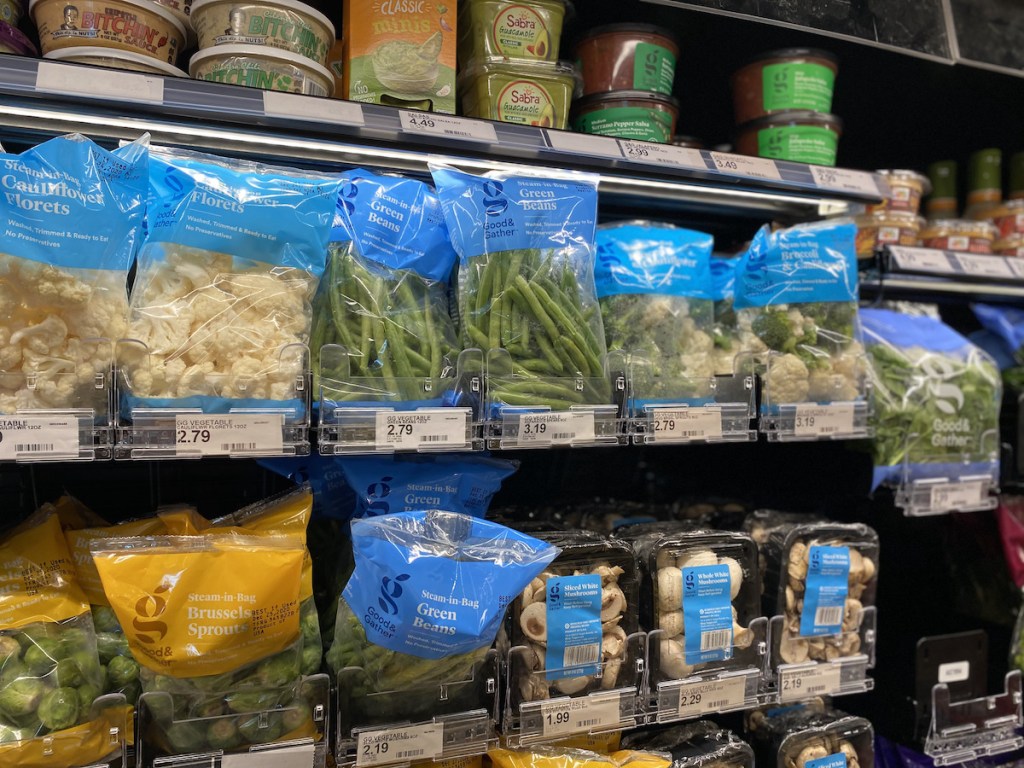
[264, 91, 364, 126]
[929, 480, 985, 512]
[889, 246, 954, 274]
[173, 414, 284, 456]
[374, 409, 469, 450]
[709, 152, 782, 181]
[222, 743, 315, 768]
[518, 412, 596, 446]
[356, 724, 443, 767]
[0, 415, 79, 460]
[1008, 259, 1024, 280]
[675, 676, 748, 718]
[539, 694, 622, 738]
[938, 661, 970, 683]
[650, 407, 723, 442]
[37, 61, 164, 104]
[793, 404, 855, 437]
[779, 664, 842, 702]
[809, 166, 880, 197]
[618, 141, 705, 170]
[399, 110, 497, 143]
[547, 130, 624, 159]
[955, 253, 1014, 278]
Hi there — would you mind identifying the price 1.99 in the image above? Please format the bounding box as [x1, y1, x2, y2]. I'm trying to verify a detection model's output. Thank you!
[545, 710, 570, 726]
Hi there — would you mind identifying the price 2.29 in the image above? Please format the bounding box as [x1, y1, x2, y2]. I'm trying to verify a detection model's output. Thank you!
[176, 429, 211, 444]
[682, 692, 702, 706]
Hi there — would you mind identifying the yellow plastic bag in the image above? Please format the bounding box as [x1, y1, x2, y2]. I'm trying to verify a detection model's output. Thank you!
[0, 702, 129, 768]
[488, 747, 618, 768]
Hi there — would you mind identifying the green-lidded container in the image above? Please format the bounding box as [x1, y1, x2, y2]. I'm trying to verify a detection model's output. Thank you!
[926, 160, 958, 219]
[571, 90, 679, 144]
[965, 148, 1002, 220]
[459, 57, 580, 129]
[731, 47, 838, 124]
[574, 23, 678, 97]
[458, 0, 570, 65]
[735, 110, 841, 167]
[1010, 151, 1024, 201]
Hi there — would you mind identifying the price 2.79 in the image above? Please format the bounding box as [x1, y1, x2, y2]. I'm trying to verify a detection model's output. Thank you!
[654, 419, 676, 432]
[176, 429, 211, 444]
[386, 423, 414, 437]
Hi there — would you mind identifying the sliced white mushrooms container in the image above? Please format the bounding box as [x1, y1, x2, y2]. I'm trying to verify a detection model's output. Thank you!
[746, 706, 874, 768]
[509, 531, 641, 707]
[621, 720, 754, 768]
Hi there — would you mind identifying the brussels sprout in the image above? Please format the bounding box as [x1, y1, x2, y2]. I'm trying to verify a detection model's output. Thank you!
[0, 721, 30, 744]
[53, 658, 84, 688]
[107, 656, 140, 688]
[282, 702, 312, 732]
[0, 636, 20, 665]
[38, 687, 80, 731]
[226, 689, 279, 714]
[300, 604, 321, 647]
[120, 679, 142, 707]
[300, 645, 322, 676]
[192, 696, 226, 719]
[165, 721, 207, 754]
[22, 639, 62, 675]
[91, 606, 122, 634]
[16, 624, 59, 649]
[143, 692, 175, 723]
[58, 627, 90, 655]
[0, 677, 49, 718]
[96, 632, 130, 664]
[77, 683, 101, 714]
[207, 717, 243, 750]
[0, 661, 27, 687]
[256, 653, 298, 688]
[237, 711, 284, 745]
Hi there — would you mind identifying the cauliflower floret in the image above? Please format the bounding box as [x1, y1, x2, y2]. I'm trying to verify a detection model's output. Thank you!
[712, 347, 737, 376]
[64, 293, 129, 340]
[165, 248, 234, 289]
[17, 262, 92, 307]
[128, 310, 192, 357]
[0, 282, 18, 318]
[0, 342, 21, 373]
[832, 343, 865, 379]
[10, 315, 69, 356]
[177, 362, 216, 398]
[687, 330, 714, 355]
[642, 297, 675, 328]
[32, 375, 78, 407]
[766, 353, 810, 404]
[808, 371, 859, 402]
[21, 348, 75, 378]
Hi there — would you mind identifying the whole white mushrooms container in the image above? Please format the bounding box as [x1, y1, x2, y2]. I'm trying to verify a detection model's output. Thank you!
[746, 705, 874, 768]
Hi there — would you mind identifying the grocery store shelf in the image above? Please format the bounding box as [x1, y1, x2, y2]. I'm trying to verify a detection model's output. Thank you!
[0, 55, 886, 220]
[860, 246, 1024, 303]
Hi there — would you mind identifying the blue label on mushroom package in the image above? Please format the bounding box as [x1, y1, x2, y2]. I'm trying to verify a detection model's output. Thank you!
[682, 565, 733, 665]
[807, 754, 847, 768]
[800, 545, 850, 637]
[545, 574, 602, 680]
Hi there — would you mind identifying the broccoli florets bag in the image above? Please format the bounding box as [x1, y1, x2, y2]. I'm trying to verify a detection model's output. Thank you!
[594, 221, 715, 403]
[861, 308, 1001, 491]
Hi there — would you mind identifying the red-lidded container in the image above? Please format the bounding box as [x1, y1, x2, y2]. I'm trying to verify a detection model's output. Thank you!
[990, 199, 1024, 239]
[731, 47, 838, 124]
[868, 169, 931, 215]
[920, 219, 998, 255]
[574, 23, 678, 97]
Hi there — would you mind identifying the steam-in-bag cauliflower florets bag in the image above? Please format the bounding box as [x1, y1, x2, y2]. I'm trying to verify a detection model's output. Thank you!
[121, 147, 343, 415]
[0, 134, 148, 415]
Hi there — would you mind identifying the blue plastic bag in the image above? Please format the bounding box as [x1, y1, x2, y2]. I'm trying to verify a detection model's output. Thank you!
[973, 304, 1024, 363]
[259, 454, 356, 522]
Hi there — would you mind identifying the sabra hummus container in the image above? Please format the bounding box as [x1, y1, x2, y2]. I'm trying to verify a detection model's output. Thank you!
[735, 110, 841, 167]
[190, 0, 334, 66]
[458, 0, 568, 64]
[189, 43, 332, 95]
[996, 234, 1024, 257]
[572, 90, 678, 144]
[0, 0, 23, 25]
[854, 210, 922, 259]
[45, 45, 188, 74]
[574, 23, 678, 96]
[731, 47, 838, 125]
[920, 219, 998, 255]
[30, 0, 185, 65]
[458, 57, 579, 129]
[990, 199, 1024, 239]
[0, 19, 37, 55]
[868, 169, 930, 215]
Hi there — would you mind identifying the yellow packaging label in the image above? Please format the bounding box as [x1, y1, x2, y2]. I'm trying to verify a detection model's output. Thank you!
[415, 757, 482, 768]
[92, 536, 303, 678]
[66, 517, 170, 607]
[51, 495, 109, 531]
[0, 512, 89, 629]
[0, 704, 128, 768]
[609, 752, 672, 768]
[488, 749, 617, 768]
[157, 506, 211, 534]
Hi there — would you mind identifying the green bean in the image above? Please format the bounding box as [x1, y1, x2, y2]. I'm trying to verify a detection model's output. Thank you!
[491, 392, 579, 410]
[501, 380, 586, 402]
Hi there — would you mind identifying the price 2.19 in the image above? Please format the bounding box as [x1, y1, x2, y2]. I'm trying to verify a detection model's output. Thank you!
[176, 429, 211, 444]
[782, 676, 802, 691]
[363, 742, 389, 756]
[545, 710, 570, 726]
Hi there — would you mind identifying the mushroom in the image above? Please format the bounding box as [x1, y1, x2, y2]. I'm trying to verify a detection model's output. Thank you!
[554, 675, 591, 694]
[848, 549, 865, 583]
[839, 741, 860, 768]
[719, 556, 743, 600]
[602, 616, 622, 633]
[733, 622, 753, 649]
[796, 745, 829, 768]
[520, 582, 537, 606]
[860, 557, 876, 584]
[657, 567, 682, 612]
[658, 610, 683, 638]
[849, 582, 866, 601]
[520, 602, 547, 644]
[677, 549, 717, 569]
[601, 658, 622, 690]
[843, 599, 862, 631]
[520, 675, 550, 701]
[529, 572, 555, 597]
[788, 541, 809, 582]
[659, 637, 694, 679]
[526, 642, 546, 671]
[593, 564, 625, 586]
[602, 626, 627, 659]
[840, 632, 862, 656]
[785, 585, 797, 612]
[779, 633, 810, 664]
[601, 584, 626, 621]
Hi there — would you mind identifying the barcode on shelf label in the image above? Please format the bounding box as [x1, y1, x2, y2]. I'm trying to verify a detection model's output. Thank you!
[954, 253, 1014, 278]
[263, 91, 364, 126]
[0, 416, 78, 460]
[37, 61, 165, 104]
[814, 606, 844, 626]
[809, 166, 880, 197]
[709, 152, 782, 181]
[793, 403, 855, 437]
[547, 130, 624, 159]
[779, 664, 842, 702]
[929, 480, 986, 512]
[563, 644, 601, 668]
[618, 141, 705, 170]
[374, 410, 469, 450]
[356, 724, 443, 767]
[222, 743, 315, 768]
[173, 414, 284, 457]
[889, 247, 954, 274]
[675, 676, 747, 718]
[650, 407, 723, 442]
[700, 629, 732, 651]
[518, 411, 596, 446]
[400, 110, 497, 143]
[539, 693, 622, 738]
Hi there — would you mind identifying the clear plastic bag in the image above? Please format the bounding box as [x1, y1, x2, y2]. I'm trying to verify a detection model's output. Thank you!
[0, 134, 148, 414]
[621, 721, 754, 768]
[709, 256, 743, 376]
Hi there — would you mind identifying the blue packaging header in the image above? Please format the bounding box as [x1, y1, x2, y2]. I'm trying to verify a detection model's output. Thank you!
[594, 223, 714, 299]
[710, 256, 739, 302]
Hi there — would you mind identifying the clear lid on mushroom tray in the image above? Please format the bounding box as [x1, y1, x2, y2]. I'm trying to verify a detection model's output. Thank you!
[747, 707, 874, 768]
[621, 721, 755, 768]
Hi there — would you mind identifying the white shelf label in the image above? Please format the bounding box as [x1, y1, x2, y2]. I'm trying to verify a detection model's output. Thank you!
[675, 676, 748, 718]
[37, 61, 164, 104]
[223, 743, 315, 768]
[374, 409, 468, 450]
[779, 664, 842, 702]
[1008, 259, 1024, 279]
[889, 246, 954, 274]
[618, 141, 705, 170]
[0, 416, 79, 460]
[518, 411, 596, 446]
[809, 166, 880, 197]
[793, 403, 855, 437]
[929, 480, 985, 512]
[399, 111, 497, 143]
[709, 152, 782, 181]
[547, 130, 623, 159]
[650, 407, 723, 442]
[539, 694, 622, 738]
[938, 661, 971, 683]
[356, 723, 443, 767]
[174, 414, 284, 456]
[955, 253, 1014, 278]
[264, 91, 364, 126]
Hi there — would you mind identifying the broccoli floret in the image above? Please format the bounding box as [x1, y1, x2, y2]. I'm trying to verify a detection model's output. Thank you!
[38, 687, 80, 731]
[106, 656, 139, 689]
[207, 718, 243, 750]
[301, 645, 322, 676]
[0, 677, 49, 718]
[751, 310, 795, 351]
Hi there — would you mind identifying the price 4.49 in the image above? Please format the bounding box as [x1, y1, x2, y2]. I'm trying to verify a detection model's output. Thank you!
[407, 114, 436, 129]
[177, 429, 211, 444]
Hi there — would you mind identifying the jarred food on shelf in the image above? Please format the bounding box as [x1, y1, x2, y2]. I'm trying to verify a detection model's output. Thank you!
[919, 218, 998, 255]
[990, 199, 1024, 240]
[735, 111, 841, 167]
[731, 48, 838, 124]
[572, 90, 679, 144]
[0, 0, 24, 25]
[458, 0, 569, 63]
[868, 169, 930, 215]
[0, 19, 35, 55]
[45, 46, 188, 75]
[189, 44, 334, 95]
[574, 24, 678, 97]
[458, 57, 580, 129]
[854, 210, 922, 259]
[190, 0, 335, 66]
